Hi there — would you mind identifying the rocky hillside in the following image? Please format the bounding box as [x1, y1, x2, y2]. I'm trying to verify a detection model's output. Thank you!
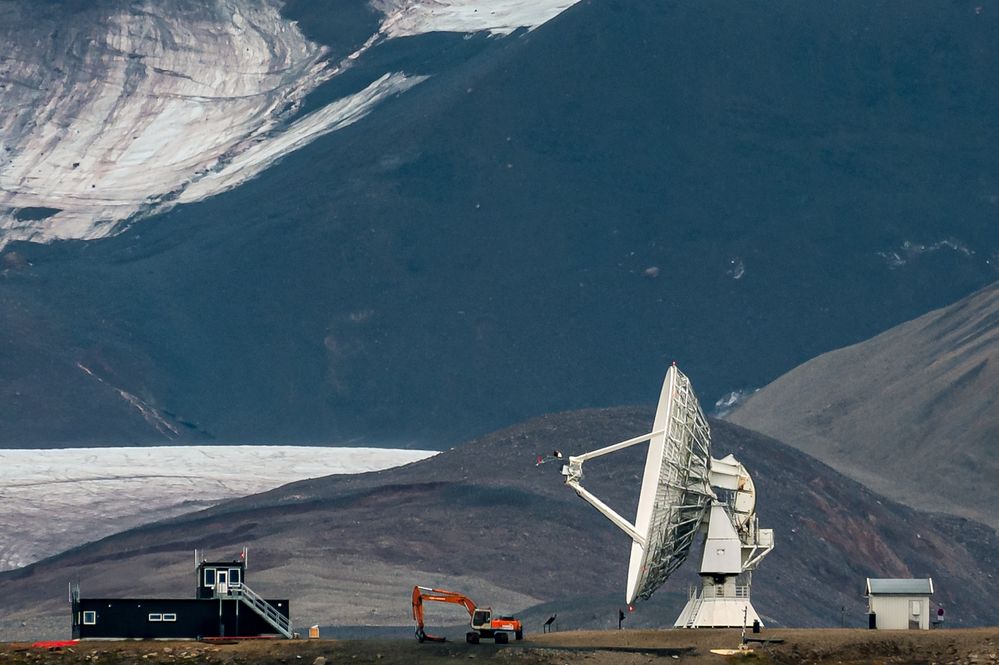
[2, 409, 995, 641]
[729, 281, 998, 529]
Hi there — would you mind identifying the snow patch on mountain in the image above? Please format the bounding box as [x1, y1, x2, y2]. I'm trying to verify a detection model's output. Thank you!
[726, 256, 746, 280]
[0, 0, 341, 247]
[373, 0, 582, 38]
[876, 238, 975, 269]
[0, 445, 436, 571]
[0, 0, 581, 249]
[713, 389, 757, 417]
[177, 73, 426, 204]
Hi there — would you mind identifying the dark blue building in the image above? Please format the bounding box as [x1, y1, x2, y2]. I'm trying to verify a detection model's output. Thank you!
[71, 550, 291, 639]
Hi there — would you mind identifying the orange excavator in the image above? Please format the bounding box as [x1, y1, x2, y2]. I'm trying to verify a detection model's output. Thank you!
[412, 585, 524, 644]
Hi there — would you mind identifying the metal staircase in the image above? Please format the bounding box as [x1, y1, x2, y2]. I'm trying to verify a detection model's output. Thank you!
[236, 583, 293, 638]
[681, 590, 704, 628]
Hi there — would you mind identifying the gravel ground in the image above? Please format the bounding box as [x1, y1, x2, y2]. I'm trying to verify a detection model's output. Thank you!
[4, 628, 999, 665]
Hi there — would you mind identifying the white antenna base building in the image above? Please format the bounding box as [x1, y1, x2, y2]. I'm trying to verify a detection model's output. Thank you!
[672, 505, 772, 627]
[674, 577, 761, 629]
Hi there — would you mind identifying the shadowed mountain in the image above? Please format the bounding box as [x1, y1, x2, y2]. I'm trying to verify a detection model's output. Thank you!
[2, 1, 999, 447]
[2, 409, 996, 640]
[728, 281, 999, 530]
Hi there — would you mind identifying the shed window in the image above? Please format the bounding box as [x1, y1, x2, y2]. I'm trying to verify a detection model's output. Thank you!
[229, 568, 241, 585]
[163, 613, 177, 622]
[204, 568, 216, 586]
[148, 613, 162, 622]
[83, 611, 96, 625]
[910, 600, 922, 615]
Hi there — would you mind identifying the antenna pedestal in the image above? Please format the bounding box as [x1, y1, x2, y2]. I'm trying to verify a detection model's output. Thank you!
[673, 501, 773, 628]
[674, 575, 762, 628]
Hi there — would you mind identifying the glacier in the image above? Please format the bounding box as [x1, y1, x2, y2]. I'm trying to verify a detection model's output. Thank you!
[373, 0, 583, 38]
[0, 0, 582, 248]
[0, 445, 436, 571]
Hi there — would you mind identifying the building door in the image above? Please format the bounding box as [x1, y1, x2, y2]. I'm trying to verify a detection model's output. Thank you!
[217, 569, 229, 595]
[909, 599, 921, 629]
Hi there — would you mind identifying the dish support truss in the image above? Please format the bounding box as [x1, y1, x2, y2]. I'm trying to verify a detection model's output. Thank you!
[563, 428, 714, 586]
[561, 373, 714, 602]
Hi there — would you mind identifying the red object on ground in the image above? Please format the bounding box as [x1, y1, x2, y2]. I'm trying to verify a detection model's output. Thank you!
[31, 640, 79, 649]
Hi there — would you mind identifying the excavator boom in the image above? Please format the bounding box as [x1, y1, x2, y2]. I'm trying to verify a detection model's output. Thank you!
[412, 585, 477, 642]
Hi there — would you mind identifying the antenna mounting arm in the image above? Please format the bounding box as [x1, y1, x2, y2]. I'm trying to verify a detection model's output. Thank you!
[560, 430, 664, 548]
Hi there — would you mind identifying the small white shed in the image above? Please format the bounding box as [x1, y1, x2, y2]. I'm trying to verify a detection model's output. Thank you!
[866, 578, 934, 630]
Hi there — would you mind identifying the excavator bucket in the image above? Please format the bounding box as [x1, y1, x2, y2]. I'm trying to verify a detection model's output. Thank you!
[416, 627, 446, 643]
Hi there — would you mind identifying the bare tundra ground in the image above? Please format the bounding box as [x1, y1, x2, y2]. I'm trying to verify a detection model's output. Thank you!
[4, 628, 999, 665]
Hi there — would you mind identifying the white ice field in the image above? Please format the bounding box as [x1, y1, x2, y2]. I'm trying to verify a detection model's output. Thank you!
[0, 446, 436, 571]
[0, 0, 582, 248]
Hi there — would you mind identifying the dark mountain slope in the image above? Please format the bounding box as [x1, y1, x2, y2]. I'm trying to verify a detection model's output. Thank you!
[2, 409, 996, 641]
[729, 280, 999, 529]
[2, 1, 999, 445]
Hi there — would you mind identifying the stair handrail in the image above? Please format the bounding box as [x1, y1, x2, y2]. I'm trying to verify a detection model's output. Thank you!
[236, 583, 293, 638]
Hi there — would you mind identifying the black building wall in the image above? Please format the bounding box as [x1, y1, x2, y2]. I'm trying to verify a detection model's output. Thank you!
[72, 597, 290, 639]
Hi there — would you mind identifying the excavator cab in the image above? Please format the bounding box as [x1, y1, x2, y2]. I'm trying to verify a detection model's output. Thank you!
[470, 608, 492, 629]
[467, 608, 493, 644]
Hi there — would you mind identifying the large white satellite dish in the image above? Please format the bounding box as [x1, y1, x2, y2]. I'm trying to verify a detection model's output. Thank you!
[627, 364, 713, 602]
[561, 364, 774, 627]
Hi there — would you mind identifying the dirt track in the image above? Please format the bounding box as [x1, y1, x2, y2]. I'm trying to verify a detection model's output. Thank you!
[4, 628, 999, 664]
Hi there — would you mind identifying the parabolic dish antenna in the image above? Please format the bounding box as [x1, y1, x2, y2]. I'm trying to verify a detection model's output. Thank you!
[627, 366, 713, 602]
[562, 363, 774, 627]
[561, 364, 714, 603]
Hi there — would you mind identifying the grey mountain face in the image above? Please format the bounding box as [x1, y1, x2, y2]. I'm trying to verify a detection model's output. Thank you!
[2, 0, 998, 447]
[729, 281, 999, 530]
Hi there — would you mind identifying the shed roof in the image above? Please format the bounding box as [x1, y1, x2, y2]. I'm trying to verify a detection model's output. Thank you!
[866, 578, 933, 595]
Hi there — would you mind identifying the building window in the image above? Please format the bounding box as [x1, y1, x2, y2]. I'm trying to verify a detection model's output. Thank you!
[83, 611, 97, 625]
[229, 568, 241, 586]
[204, 568, 216, 586]
[163, 613, 177, 622]
[148, 614, 162, 622]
